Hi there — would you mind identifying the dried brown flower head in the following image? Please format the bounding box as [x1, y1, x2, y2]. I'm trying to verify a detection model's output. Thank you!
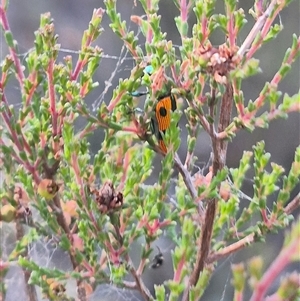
[93, 181, 123, 214]
[197, 42, 240, 84]
[207, 44, 240, 83]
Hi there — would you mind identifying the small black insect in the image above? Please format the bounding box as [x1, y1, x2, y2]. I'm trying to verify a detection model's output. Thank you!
[150, 246, 164, 269]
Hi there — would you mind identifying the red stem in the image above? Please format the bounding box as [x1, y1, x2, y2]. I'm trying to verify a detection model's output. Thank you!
[246, 2, 283, 60]
[180, 0, 188, 23]
[107, 91, 127, 112]
[234, 291, 243, 301]
[71, 58, 88, 81]
[0, 7, 25, 87]
[227, 12, 235, 48]
[47, 58, 58, 138]
[173, 253, 186, 282]
[249, 237, 299, 301]
[70, 152, 101, 232]
[25, 71, 38, 107]
[217, 37, 300, 140]
[118, 150, 130, 191]
[201, 17, 208, 42]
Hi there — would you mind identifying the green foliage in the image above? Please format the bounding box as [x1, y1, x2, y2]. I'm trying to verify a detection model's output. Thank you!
[0, 0, 299, 301]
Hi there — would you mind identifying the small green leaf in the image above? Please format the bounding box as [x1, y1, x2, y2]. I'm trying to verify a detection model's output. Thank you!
[4, 31, 14, 48]
[154, 285, 166, 301]
[231, 263, 246, 292]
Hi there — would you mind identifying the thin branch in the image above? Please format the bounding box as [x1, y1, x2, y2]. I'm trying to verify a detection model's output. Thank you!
[195, 109, 211, 134]
[207, 193, 300, 264]
[0, 6, 25, 87]
[123, 280, 138, 289]
[209, 87, 216, 137]
[249, 235, 299, 301]
[70, 152, 101, 233]
[217, 36, 300, 141]
[184, 123, 199, 171]
[47, 58, 58, 138]
[174, 152, 205, 221]
[183, 82, 233, 301]
[136, 242, 150, 276]
[174, 153, 197, 199]
[0, 95, 40, 183]
[284, 193, 300, 215]
[1, 93, 32, 155]
[237, 0, 277, 57]
[124, 255, 153, 301]
[207, 233, 256, 264]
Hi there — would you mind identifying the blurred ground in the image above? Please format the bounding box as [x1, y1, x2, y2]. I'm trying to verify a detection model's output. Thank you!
[1, 0, 299, 300]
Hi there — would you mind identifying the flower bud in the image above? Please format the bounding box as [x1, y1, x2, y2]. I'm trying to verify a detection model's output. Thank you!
[37, 179, 59, 200]
[0, 204, 16, 222]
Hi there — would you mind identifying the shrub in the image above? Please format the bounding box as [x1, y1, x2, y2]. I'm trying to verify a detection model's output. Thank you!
[0, 0, 299, 300]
